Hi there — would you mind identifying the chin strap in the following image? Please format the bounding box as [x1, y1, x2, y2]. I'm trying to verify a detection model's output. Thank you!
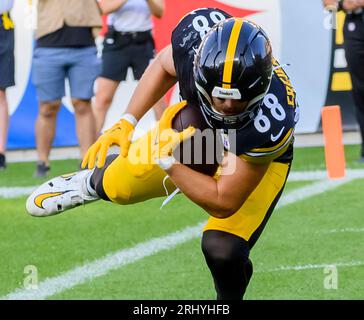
[160, 175, 180, 209]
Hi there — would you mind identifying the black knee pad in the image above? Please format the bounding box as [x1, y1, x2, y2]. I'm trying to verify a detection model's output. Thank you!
[90, 154, 118, 201]
[201, 230, 253, 300]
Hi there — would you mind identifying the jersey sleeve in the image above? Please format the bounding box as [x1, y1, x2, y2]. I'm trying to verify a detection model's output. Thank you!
[240, 127, 295, 164]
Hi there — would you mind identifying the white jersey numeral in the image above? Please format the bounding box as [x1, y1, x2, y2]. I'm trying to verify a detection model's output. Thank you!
[254, 108, 271, 133]
[254, 93, 287, 134]
[192, 11, 227, 40]
[264, 93, 286, 121]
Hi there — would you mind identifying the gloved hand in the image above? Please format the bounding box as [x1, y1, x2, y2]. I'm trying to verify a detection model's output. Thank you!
[152, 101, 195, 170]
[81, 114, 137, 169]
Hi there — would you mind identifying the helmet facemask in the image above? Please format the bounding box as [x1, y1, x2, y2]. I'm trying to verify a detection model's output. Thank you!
[195, 81, 270, 131]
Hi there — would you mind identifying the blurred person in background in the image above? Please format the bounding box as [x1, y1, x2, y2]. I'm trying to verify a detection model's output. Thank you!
[0, 0, 15, 169]
[32, 0, 102, 177]
[323, 0, 364, 162]
[94, 0, 166, 135]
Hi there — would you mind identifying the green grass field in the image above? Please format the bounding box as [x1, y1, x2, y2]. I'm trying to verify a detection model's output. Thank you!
[0, 145, 364, 300]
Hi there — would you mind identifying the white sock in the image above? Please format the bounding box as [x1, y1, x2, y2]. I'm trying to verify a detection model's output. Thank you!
[85, 170, 99, 198]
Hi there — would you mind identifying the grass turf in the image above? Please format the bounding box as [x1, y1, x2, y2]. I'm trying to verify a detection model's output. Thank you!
[0, 144, 363, 299]
[48, 179, 364, 300]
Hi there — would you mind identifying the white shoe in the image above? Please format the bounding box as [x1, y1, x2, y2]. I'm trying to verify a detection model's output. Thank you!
[26, 170, 99, 217]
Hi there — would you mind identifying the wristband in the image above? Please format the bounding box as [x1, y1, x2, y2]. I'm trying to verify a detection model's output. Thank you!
[154, 157, 177, 170]
[120, 113, 138, 127]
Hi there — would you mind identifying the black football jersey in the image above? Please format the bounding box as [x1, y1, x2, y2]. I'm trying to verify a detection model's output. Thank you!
[171, 8, 299, 163]
[172, 8, 232, 104]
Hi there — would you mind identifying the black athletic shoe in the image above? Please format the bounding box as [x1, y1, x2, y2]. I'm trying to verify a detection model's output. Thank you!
[34, 161, 50, 178]
[0, 153, 6, 170]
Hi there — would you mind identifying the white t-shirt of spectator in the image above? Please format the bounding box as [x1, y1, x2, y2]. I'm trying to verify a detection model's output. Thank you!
[107, 0, 153, 32]
[0, 0, 14, 14]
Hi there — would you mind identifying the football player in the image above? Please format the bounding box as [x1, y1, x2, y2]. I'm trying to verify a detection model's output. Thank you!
[26, 8, 299, 300]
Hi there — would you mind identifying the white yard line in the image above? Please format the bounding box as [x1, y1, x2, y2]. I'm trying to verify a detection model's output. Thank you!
[3, 222, 206, 300]
[276, 178, 352, 208]
[257, 260, 364, 273]
[2, 173, 358, 300]
[288, 169, 364, 181]
[320, 227, 364, 234]
[0, 186, 36, 199]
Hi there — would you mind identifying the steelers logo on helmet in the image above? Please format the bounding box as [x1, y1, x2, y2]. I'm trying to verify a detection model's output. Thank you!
[193, 17, 273, 131]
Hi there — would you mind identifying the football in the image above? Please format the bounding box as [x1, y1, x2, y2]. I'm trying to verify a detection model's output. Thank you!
[172, 102, 223, 176]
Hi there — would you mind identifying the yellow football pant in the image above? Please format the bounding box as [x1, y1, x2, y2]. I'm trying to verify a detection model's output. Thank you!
[102, 126, 177, 204]
[204, 161, 289, 241]
[102, 126, 290, 241]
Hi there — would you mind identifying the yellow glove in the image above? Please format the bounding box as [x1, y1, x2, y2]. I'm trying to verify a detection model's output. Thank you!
[152, 101, 195, 170]
[81, 114, 137, 169]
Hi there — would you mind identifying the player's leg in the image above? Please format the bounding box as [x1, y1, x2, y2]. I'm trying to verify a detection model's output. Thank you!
[26, 126, 176, 216]
[88, 154, 118, 202]
[202, 161, 290, 300]
[201, 230, 252, 300]
[75, 149, 174, 206]
[93, 127, 176, 205]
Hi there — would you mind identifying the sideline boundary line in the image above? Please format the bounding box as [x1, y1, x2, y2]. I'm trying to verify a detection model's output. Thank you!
[2, 169, 364, 199]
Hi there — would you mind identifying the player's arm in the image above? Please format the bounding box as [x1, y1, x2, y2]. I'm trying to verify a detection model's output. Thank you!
[146, 0, 165, 18]
[82, 45, 177, 169]
[166, 155, 270, 219]
[126, 44, 177, 121]
[98, 0, 128, 14]
[152, 101, 271, 219]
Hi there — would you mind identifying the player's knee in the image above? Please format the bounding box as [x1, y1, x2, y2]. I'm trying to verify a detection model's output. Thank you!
[201, 230, 249, 264]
